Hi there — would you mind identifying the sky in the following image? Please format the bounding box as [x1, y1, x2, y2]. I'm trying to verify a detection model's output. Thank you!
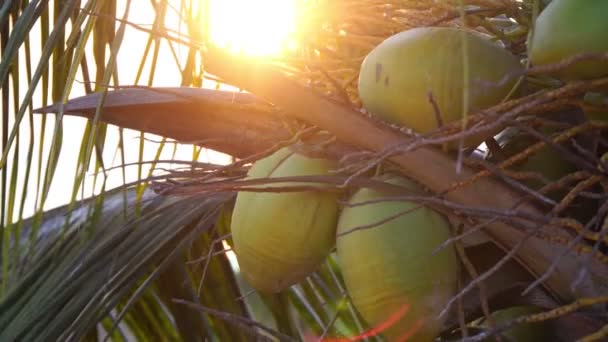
[3, 0, 299, 221]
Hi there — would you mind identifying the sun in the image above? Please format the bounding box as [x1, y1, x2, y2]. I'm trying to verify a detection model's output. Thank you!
[207, 0, 299, 57]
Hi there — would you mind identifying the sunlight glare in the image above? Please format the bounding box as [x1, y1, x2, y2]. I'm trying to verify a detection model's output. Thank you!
[208, 0, 298, 56]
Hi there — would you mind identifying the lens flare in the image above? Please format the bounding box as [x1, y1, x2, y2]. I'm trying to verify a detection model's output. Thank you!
[304, 303, 424, 342]
[208, 0, 298, 56]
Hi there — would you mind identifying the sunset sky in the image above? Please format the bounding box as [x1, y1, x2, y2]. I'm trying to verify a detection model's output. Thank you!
[9, 0, 302, 219]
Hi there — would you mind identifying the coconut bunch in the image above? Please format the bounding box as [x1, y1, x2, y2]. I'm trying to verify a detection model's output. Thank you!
[32, 0, 608, 340]
[222, 0, 608, 341]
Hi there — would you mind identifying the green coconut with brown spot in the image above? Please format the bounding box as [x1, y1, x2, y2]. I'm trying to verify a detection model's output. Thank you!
[231, 146, 340, 293]
[357, 27, 523, 146]
[336, 174, 458, 341]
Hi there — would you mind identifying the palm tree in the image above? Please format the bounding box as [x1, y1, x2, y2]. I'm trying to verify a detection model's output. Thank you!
[1, 0, 607, 341]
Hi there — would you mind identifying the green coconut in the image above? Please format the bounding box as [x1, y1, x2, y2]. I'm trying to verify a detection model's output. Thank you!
[479, 306, 550, 342]
[529, 0, 608, 80]
[358, 27, 523, 144]
[336, 175, 458, 341]
[231, 146, 339, 293]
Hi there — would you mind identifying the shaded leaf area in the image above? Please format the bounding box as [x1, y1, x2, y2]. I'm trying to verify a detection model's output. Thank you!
[0, 186, 250, 341]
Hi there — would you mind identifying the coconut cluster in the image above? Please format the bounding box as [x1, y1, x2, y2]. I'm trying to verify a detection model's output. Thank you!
[230, 0, 606, 340]
[231, 147, 459, 340]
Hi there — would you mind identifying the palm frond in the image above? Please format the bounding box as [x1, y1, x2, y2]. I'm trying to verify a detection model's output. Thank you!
[0, 187, 232, 341]
[3, 0, 608, 340]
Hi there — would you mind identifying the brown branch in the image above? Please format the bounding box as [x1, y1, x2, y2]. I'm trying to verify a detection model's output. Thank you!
[34, 87, 301, 159]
